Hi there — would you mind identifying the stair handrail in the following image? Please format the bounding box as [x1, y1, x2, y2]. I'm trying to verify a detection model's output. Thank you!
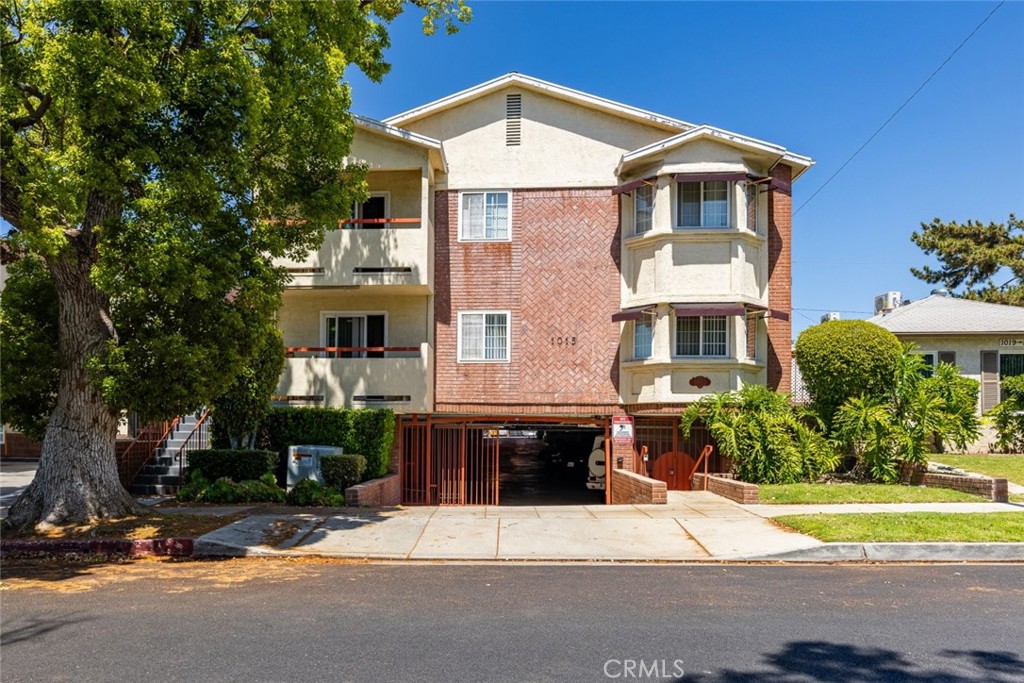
[173, 407, 212, 484]
[117, 418, 179, 488]
[686, 444, 714, 491]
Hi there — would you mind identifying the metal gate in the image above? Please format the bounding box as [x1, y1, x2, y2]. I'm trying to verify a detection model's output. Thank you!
[401, 418, 499, 505]
[634, 418, 718, 491]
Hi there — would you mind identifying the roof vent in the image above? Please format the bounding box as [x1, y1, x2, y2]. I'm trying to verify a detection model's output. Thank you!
[505, 93, 522, 146]
[931, 288, 949, 297]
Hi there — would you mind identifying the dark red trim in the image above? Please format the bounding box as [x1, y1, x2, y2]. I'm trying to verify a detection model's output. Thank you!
[611, 177, 657, 195]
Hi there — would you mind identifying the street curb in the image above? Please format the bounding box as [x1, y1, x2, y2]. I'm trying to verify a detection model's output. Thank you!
[747, 542, 1024, 562]
[0, 538, 194, 557]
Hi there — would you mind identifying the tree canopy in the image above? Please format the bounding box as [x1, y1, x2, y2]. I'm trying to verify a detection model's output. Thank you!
[0, 0, 469, 528]
[910, 214, 1024, 305]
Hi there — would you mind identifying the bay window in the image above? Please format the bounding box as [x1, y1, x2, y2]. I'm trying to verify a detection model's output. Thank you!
[675, 315, 728, 357]
[677, 181, 730, 228]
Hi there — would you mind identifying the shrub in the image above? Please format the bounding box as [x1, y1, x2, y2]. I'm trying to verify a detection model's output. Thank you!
[321, 454, 367, 492]
[227, 407, 395, 479]
[795, 320, 902, 428]
[286, 478, 345, 507]
[178, 471, 286, 504]
[681, 385, 840, 484]
[211, 328, 286, 449]
[185, 449, 278, 483]
[987, 375, 1024, 453]
[832, 347, 983, 481]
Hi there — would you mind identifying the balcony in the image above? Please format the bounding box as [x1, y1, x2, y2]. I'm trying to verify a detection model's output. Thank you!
[277, 169, 432, 292]
[275, 343, 433, 412]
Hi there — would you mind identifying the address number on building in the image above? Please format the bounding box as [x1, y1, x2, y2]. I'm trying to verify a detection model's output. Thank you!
[1000, 339, 1024, 348]
[551, 336, 577, 346]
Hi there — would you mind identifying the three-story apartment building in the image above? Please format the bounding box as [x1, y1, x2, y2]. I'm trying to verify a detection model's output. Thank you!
[274, 74, 812, 505]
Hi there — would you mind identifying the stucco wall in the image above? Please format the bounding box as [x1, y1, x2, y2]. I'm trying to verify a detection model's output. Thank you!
[401, 87, 672, 188]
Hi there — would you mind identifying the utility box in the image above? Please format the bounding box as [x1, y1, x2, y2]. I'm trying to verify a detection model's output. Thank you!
[286, 445, 343, 489]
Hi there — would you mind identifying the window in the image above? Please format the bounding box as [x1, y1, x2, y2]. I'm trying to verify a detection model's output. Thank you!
[675, 316, 728, 357]
[351, 193, 390, 227]
[677, 181, 730, 228]
[458, 312, 510, 362]
[323, 313, 386, 358]
[1000, 353, 1024, 401]
[917, 350, 956, 378]
[460, 191, 510, 240]
[633, 319, 653, 360]
[634, 184, 654, 235]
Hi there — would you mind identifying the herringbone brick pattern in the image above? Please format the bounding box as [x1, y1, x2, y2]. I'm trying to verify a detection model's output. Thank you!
[767, 164, 793, 392]
[434, 189, 622, 413]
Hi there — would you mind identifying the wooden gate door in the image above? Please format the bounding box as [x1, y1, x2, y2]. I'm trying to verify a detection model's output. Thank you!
[651, 451, 696, 491]
[635, 418, 714, 491]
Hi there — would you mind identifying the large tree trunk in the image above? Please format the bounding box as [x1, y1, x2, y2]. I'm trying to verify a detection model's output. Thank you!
[5, 255, 140, 529]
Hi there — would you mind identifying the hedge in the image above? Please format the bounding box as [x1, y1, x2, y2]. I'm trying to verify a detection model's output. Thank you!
[321, 454, 367, 492]
[214, 407, 395, 480]
[185, 449, 278, 483]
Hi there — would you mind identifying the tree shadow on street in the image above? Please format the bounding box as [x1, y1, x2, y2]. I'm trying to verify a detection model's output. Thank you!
[680, 641, 1024, 682]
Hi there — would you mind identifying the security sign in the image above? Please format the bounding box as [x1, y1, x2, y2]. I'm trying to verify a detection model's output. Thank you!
[611, 416, 634, 444]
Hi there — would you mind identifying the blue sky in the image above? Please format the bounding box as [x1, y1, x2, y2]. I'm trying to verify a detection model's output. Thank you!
[348, 1, 1024, 340]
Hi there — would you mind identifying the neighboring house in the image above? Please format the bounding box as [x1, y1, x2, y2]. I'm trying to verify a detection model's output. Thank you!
[867, 291, 1024, 414]
[273, 73, 812, 503]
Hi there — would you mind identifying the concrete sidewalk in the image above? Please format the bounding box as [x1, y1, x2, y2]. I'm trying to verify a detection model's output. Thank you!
[195, 491, 825, 561]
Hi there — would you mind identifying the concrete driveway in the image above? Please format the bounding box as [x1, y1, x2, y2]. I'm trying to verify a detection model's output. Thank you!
[195, 491, 825, 561]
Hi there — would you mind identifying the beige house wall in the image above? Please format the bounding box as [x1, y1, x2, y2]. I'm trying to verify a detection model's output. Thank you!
[399, 87, 673, 188]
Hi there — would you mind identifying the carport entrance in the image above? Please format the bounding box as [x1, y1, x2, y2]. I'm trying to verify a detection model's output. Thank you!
[399, 416, 610, 506]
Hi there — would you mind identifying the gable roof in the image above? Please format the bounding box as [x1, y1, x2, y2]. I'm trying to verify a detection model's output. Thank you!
[867, 294, 1024, 335]
[616, 125, 814, 180]
[382, 73, 693, 132]
[352, 114, 448, 172]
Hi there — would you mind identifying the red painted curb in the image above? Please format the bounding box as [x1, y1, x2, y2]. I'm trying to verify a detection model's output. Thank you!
[0, 538, 194, 557]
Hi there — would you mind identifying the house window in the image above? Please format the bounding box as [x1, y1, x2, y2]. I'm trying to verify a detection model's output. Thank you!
[460, 191, 510, 240]
[677, 181, 730, 228]
[351, 193, 390, 227]
[634, 184, 654, 235]
[633, 319, 653, 360]
[458, 311, 510, 362]
[675, 315, 728, 357]
[917, 350, 957, 378]
[1000, 353, 1024, 401]
[323, 313, 386, 358]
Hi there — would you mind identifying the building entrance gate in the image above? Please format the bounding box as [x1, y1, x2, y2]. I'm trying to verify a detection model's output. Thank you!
[400, 418, 499, 505]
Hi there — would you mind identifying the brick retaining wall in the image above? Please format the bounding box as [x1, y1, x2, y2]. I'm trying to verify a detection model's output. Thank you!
[611, 469, 667, 505]
[911, 471, 1009, 502]
[691, 473, 759, 504]
[345, 473, 401, 507]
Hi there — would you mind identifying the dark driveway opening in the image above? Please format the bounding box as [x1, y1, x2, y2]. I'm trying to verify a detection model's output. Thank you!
[498, 429, 605, 506]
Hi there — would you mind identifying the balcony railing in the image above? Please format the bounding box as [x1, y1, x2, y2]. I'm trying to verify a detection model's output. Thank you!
[336, 218, 421, 229]
[285, 346, 422, 359]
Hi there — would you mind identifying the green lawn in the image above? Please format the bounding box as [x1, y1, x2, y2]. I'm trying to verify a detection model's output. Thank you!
[758, 483, 985, 504]
[931, 454, 1024, 485]
[775, 512, 1024, 542]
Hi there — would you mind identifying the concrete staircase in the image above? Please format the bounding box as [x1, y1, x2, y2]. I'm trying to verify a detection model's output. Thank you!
[129, 413, 206, 496]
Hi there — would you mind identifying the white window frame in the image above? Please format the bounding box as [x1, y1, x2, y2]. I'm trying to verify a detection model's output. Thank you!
[673, 315, 729, 358]
[351, 191, 391, 227]
[458, 190, 511, 242]
[675, 180, 733, 229]
[457, 310, 511, 363]
[633, 184, 654, 235]
[633, 318, 653, 360]
[320, 311, 389, 358]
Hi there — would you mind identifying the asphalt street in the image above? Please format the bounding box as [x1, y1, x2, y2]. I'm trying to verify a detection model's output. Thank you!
[2, 561, 1022, 682]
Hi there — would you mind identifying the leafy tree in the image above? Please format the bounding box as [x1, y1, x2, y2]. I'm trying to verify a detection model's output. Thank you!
[211, 327, 286, 450]
[910, 214, 1024, 305]
[681, 385, 839, 485]
[0, 0, 468, 529]
[794, 320, 903, 429]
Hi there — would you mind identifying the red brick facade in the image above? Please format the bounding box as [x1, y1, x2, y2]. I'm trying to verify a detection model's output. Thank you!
[766, 164, 793, 392]
[434, 188, 622, 414]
